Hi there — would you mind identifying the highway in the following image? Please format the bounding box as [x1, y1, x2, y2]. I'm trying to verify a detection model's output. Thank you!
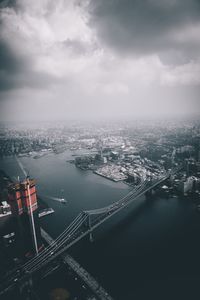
[41, 228, 113, 300]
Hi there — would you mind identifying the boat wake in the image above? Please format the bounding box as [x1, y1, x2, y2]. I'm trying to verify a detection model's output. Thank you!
[43, 195, 67, 203]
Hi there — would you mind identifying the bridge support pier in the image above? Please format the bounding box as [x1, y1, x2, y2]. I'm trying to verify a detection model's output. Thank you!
[88, 215, 94, 243]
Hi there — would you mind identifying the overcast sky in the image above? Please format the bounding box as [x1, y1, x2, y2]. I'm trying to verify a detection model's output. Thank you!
[0, 0, 200, 122]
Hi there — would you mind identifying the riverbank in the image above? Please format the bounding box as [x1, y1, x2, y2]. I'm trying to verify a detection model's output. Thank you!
[1, 153, 200, 300]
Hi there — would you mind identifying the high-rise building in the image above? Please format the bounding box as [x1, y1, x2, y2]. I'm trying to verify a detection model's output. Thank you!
[7, 178, 43, 257]
[178, 176, 196, 195]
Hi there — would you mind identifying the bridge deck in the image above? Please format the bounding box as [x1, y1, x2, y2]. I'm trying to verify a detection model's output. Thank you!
[41, 228, 113, 300]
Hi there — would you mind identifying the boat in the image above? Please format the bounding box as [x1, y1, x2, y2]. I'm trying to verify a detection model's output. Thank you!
[39, 208, 54, 218]
[33, 153, 46, 159]
[60, 198, 67, 204]
[0, 201, 12, 218]
[0, 211, 12, 218]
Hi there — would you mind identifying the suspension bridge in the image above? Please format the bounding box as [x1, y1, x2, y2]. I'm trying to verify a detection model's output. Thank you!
[0, 166, 179, 299]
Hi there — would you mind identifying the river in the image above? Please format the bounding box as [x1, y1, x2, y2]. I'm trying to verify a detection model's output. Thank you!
[1, 151, 200, 300]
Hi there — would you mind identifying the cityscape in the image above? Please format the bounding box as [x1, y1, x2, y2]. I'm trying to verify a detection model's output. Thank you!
[1, 0, 200, 300]
[1, 119, 200, 299]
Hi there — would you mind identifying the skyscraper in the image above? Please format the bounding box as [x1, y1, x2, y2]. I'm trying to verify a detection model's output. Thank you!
[7, 178, 43, 257]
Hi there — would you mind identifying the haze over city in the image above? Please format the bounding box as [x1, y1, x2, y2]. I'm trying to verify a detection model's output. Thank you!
[2, 2, 200, 300]
[0, 0, 200, 122]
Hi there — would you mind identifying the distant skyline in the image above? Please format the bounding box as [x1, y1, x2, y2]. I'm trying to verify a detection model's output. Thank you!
[0, 0, 200, 122]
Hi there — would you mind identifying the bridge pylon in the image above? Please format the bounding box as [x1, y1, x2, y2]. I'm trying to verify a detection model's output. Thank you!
[88, 214, 94, 242]
[82, 212, 94, 242]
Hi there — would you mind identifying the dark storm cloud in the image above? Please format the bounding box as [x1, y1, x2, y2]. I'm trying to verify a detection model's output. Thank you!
[0, 0, 16, 9]
[0, 0, 199, 122]
[0, 40, 24, 91]
[88, 0, 200, 62]
[0, 1, 22, 91]
[0, 39, 59, 92]
[0, 41, 20, 73]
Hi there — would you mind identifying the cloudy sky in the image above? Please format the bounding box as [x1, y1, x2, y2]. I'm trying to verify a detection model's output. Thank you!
[0, 0, 200, 122]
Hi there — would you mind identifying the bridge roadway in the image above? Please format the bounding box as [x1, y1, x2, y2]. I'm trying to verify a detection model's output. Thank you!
[21, 171, 171, 275]
[41, 228, 113, 300]
[0, 167, 179, 296]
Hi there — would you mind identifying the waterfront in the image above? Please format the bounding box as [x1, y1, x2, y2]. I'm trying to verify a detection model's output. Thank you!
[1, 152, 200, 299]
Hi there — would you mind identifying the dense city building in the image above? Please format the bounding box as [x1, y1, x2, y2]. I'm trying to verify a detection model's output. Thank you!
[7, 179, 43, 256]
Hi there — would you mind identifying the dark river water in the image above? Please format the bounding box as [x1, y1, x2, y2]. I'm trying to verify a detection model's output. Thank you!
[1, 151, 200, 300]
